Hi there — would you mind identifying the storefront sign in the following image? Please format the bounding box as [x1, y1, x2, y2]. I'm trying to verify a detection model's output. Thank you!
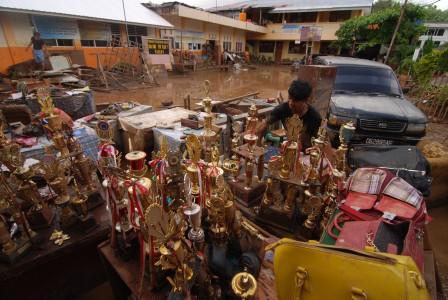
[147, 38, 170, 55]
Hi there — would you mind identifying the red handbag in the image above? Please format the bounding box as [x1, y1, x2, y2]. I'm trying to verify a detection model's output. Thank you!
[335, 219, 425, 272]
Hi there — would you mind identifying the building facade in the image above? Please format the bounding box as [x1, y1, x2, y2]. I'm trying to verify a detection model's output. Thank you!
[413, 22, 448, 60]
[211, 0, 373, 62]
[148, 2, 266, 62]
[0, 0, 172, 73]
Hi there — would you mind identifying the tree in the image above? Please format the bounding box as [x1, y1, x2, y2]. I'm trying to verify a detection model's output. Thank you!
[372, 0, 397, 13]
[422, 5, 448, 22]
[335, 4, 425, 54]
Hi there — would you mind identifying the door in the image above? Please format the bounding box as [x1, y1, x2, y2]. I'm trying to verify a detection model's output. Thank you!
[275, 41, 283, 63]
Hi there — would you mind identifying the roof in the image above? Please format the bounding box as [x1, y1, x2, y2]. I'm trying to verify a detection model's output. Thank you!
[425, 22, 448, 28]
[316, 56, 391, 69]
[0, 0, 173, 28]
[209, 0, 373, 13]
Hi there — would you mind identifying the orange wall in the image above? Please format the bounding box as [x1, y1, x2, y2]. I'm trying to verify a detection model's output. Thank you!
[0, 46, 33, 73]
[0, 46, 144, 73]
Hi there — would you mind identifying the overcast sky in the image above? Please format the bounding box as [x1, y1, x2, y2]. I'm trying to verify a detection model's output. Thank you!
[149, 0, 448, 10]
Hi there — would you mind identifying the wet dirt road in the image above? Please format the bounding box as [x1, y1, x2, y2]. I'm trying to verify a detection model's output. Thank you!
[93, 66, 295, 107]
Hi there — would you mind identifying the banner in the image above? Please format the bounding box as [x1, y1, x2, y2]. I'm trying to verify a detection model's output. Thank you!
[33, 16, 78, 39]
[146, 38, 170, 55]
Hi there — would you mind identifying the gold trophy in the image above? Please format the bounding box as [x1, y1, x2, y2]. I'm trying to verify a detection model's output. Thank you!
[0, 217, 17, 257]
[231, 268, 258, 299]
[38, 90, 70, 158]
[336, 122, 356, 175]
[244, 155, 254, 190]
[40, 152, 77, 229]
[283, 184, 298, 213]
[67, 135, 96, 193]
[184, 135, 205, 248]
[320, 169, 345, 231]
[303, 183, 323, 230]
[185, 135, 202, 200]
[201, 80, 217, 162]
[14, 166, 54, 229]
[279, 116, 302, 180]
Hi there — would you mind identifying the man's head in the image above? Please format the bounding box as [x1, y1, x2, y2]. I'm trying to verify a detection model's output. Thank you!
[34, 32, 40, 39]
[288, 79, 312, 116]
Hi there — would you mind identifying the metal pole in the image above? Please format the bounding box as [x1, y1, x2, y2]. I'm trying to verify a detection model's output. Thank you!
[384, 0, 408, 64]
[121, 0, 130, 47]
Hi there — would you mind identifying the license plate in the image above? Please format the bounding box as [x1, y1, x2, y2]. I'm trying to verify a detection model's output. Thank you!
[365, 138, 394, 145]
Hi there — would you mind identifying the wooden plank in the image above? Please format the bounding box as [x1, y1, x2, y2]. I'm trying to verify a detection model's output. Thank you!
[424, 250, 437, 300]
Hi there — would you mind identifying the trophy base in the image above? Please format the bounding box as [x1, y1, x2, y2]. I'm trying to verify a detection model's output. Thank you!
[228, 176, 266, 208]
[77, 215, 98, 233]
[60, 212, 78, 230]
[115, 230, 138, 261]
[0, 237, 32, 264]
[87, 191, 104, 211]
[257, 204, 297, 233]
[26, 206, 55, 230]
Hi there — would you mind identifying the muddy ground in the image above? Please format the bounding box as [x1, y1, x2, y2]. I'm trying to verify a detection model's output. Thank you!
[93, 65, 448, 296]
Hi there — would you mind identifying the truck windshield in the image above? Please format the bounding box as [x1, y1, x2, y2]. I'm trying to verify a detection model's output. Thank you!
[333, 66, 401, 96]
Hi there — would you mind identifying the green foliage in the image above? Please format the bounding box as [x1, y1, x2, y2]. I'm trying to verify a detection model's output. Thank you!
[372, 0, 397, 13]
[423, 5, 448, 22]
[413, 48, 448, 84]
[335, 4, 425, 52]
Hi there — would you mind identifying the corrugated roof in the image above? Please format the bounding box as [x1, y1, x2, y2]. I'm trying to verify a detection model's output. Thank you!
[0, 0, 173, 28]
[209, 0, 373, 12]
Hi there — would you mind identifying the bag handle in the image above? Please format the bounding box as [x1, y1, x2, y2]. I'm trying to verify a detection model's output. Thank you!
[351, 287, 368, 299]
[294, 266, 308, 300]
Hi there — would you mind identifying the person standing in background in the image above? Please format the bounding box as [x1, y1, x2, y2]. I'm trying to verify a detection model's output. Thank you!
[27, 32, 46, 71]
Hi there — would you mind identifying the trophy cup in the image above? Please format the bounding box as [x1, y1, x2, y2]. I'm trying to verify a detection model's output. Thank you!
[40, 152, 77, 229]
[72, 179, 97, 232]
[303, 180, 324, 231]
[336, 122, 356, 175]
[184, 201, 204, 249]
[279, 116, 302, 180]
[185, 135, 202, 202]
[15, 166, 54, 229]
[320, 169, 345, 231]
[244, 155, 255, 190]
[201, 80, 217, 162]
[125, 151, 148, 178]
[38, 90, 71, 158]
[67, 134, 96, 193]
[283, 184, 298, 213]
[231, 268, 258, 300]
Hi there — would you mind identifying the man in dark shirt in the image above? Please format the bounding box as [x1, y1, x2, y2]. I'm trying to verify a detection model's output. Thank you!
[257, 79, 322, 149]
[27, 32, 46, 71]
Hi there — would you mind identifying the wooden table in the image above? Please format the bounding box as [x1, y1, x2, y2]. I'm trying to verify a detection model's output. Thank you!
[0, 204, 110, 300]
[98, 240, 278, 300]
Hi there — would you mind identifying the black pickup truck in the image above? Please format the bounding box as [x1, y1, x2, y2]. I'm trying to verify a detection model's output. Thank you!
[315, 56, 427, 145]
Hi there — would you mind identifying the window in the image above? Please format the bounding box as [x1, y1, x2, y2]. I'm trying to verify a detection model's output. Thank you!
[126, 25, 147, 47]
[334, 66, 401, 96]
[43, 39, 74, 46]
[188, 43, 202, 50]
[264, 13, 283, 24]
[174, 41, 180, 49]
[427, 28, 445, 36]
[81, 40, 109, 47]
[329, 10, 352, 22]
[288, 41, 306, 54]
[111, 24, 121, 46]
[301, 12, 318, 23]
[259, 41, 275, 53]
[223, 41, 232, 51]
[235, 41, 243, 53]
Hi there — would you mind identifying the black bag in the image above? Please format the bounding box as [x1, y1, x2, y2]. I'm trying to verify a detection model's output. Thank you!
[348, 144, 432, 197]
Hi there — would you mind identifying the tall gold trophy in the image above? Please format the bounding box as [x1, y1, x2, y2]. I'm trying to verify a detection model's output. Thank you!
[184, 135, 205, 249]
[279, 116, 302, 180]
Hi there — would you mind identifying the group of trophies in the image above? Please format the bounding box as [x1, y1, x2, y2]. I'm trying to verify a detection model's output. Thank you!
[99, 82, 266, 299]
[0, 87, 99, 263]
